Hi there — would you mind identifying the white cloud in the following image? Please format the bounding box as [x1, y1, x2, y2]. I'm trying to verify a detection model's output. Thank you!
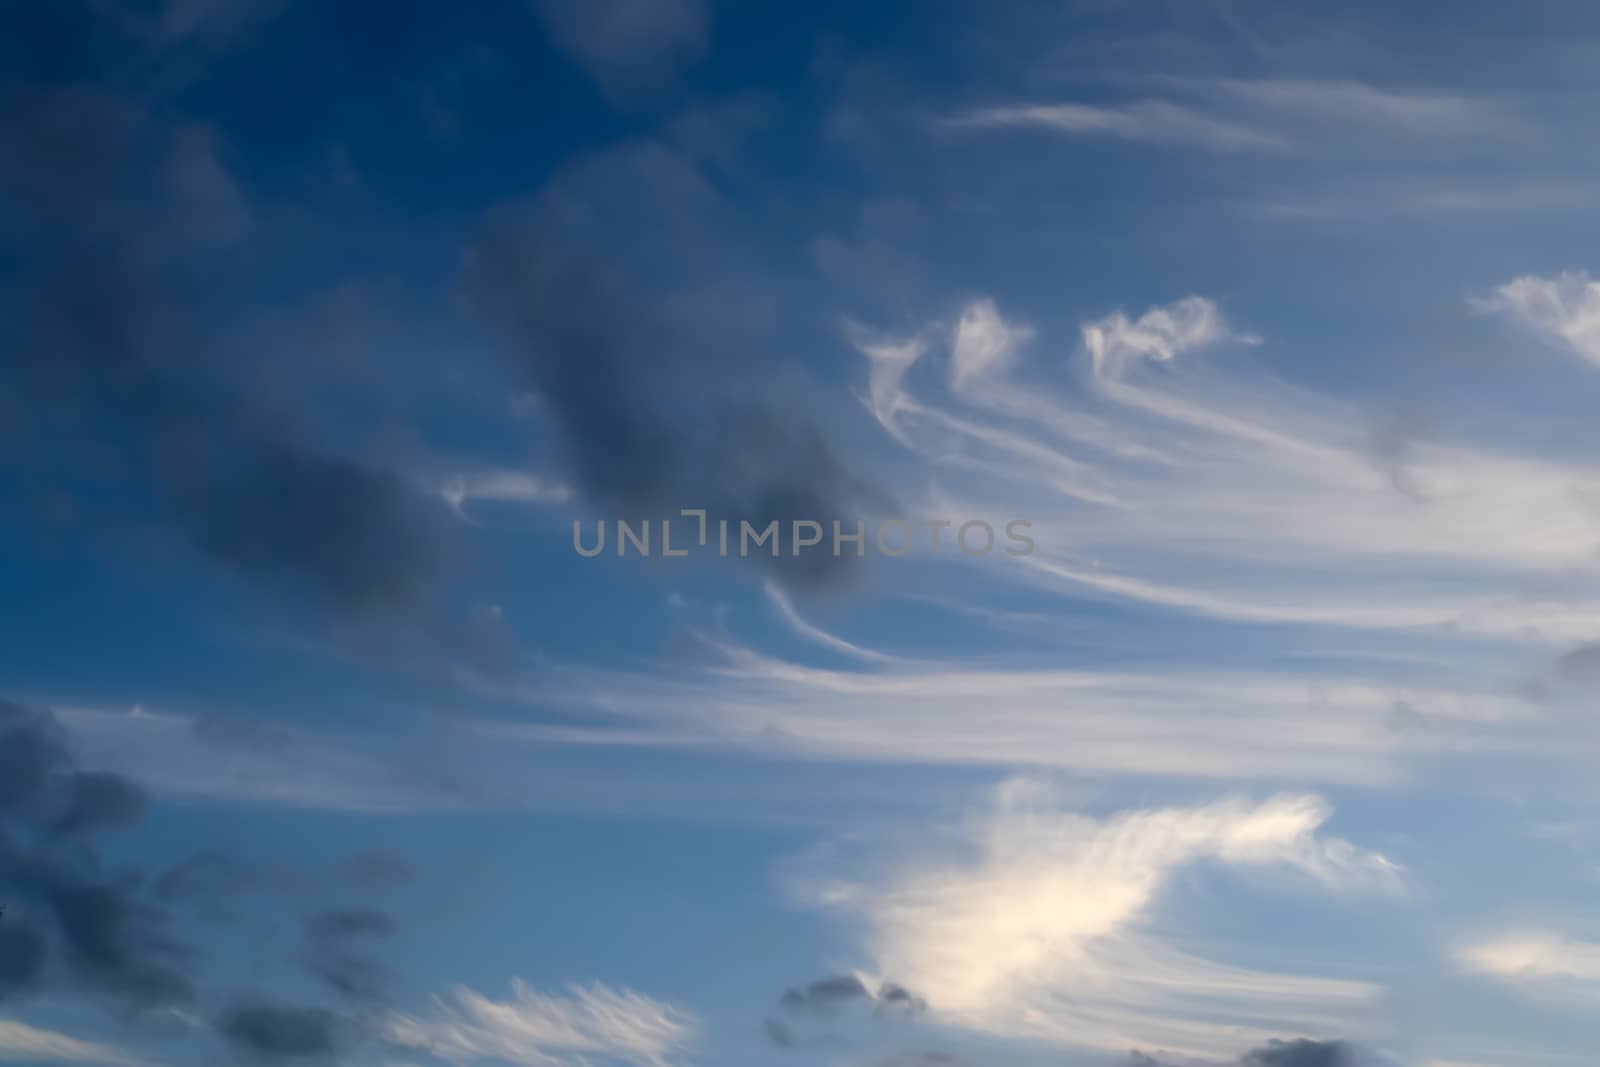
[949, 79, 1521, 161]
[1082, 295, 1248, 379]
[846, 319, 928, 435]
[383, 980, 697, 1067]
[459, 290, 1600, 797]
[1477, 271, 1600, 366]
[950, 298, 1034, 392]
[764, 581, 894, 664]
[1457, 932, 1600, 993]
[0, 1021, 154, 1067]
[842, 293, 1600, 645]
[794, 783, 1395, 1059]
[437, 469, 573, 521]
[950, 100, 1291, 153]
[510, 638, 1538, 787]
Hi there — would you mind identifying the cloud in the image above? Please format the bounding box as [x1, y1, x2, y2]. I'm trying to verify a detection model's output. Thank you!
[217, 999, 343, 1060]
[947, 78, 1520, 159]
[950, 100, 1291, 153]
[794, 782, 1396, 1059]
[764, 1018, 796, 1048]
[847, 320, 928, 435]
[780, 973, 874, 1014]
[1240, 1040, 1359, 1067]
[764, 582, 895, 664]
[531, 0, 709, 101]
[0, 1020, 154, 1067]
[304, 908, 396, 1002]
[0, 699, 193, 1010]
[0, 85, 456, 622]
[1082, 296, 1248, 379]
[466, 164, 890, 588]
[1456, 931, 1600, 997]
[1, 697, 428, 1065]
[1476, 271, 1600, 367]
[950, 299, 1034, 394]
[1131, 1038, 1367, 1066]
[437, 469, 573, 522]
[776, 973, 926, 1019]
[510, 636, 1537, 787]
[826, 292, 1600, 653]
[382, 980, 697, 1067]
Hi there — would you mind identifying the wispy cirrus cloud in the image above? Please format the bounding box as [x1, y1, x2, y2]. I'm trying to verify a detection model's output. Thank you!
[382, 980, 698, 1067]
[853, 293, 1600, 644]
[0, 1021, 155, 1067]
[947, 78, 1523, 158]
[948, 99, 1292, 153]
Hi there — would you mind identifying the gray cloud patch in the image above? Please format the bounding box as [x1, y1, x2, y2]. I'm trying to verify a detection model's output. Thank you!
[780, 973, 873, 1014]
[768, 974, 927, 1049]
[764, 1018, 796, 1048]
[776, 973, 927, 1019]
[0, 698, 192, 1009]
[1243, 1040, 1356, 1067]
[467, 222, 888, 589]
[304, 908, 396, 1001]
[873, 981, 928, 1019]
[0, 85, 454, 621]
[218, 999, 343, 1061]
[1, 697, 418, 1061]
[1130, 1038, 1366, 1066]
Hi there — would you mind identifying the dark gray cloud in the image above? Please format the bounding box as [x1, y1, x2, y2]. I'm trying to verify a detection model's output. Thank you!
[1, 696, 413, 1056]
[0, 84, 455, 621]
[0, 698, 192, 1009]
[1129, 1038, 1367, 1067]
[767, 974, 928, 1050]
[777, 973, 927, 1020]
[780, 973, 874, 1014]
[467, 217, 888, 589]
[873, 981, 928, 1020]
[218, 999, 343, 1061]
[765, 1018, 796, 1048]
[304, 908, 396, 1001]
[1242, 1040, 1356, 1067]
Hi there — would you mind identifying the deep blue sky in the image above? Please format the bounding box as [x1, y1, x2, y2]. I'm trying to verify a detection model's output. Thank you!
[6, 3, 1600, 1067]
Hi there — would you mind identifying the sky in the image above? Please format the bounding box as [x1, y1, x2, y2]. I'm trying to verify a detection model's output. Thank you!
[5, 1, 1600, 1066]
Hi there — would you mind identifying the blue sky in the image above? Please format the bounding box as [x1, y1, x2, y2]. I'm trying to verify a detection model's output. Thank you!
[5, 2, 1600, 1066]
